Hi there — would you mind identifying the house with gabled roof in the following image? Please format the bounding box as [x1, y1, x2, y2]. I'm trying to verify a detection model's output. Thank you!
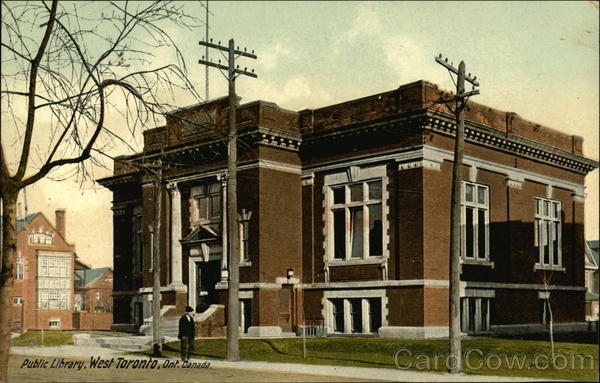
[73, 266, 113, 330]
[10, 209, 76, 332]
[74, 267, 113, 313]
[585, 240, 599, 321]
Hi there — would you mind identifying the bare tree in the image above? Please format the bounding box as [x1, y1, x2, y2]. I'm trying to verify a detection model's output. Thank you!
[541, 272, 555, 364]
[0, 1, 202, 380]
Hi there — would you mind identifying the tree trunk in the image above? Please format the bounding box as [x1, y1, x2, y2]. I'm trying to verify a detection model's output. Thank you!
[0, 190, 19, 382]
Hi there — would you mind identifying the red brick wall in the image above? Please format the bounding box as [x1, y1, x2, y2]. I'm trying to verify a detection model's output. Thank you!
[423, 287, 449, 326]
[258, 168, 302, 282]
[398, 168, 425, 280]
[195, 305, 225, 337]
[387, 288, 423, 326]
[73, 312, 112, 330]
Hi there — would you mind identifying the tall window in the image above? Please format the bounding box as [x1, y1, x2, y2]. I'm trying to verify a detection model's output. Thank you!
[534, 198, 562, 267]
[16, 256, 24, 280]
[240, 220, 250, 263]
[193, 182, 221, 221]
[461, 182, 489, 261]
[330, 180, 383, 260]
[38, 255, 70, 310]
[133, 208, 143, 272]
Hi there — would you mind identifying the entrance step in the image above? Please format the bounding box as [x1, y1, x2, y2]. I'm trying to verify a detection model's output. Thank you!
[73, 334, 179, 351]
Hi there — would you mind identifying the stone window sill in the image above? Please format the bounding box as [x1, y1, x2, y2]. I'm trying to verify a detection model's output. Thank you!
[327, 258, 385, 266]
[240, 261, 252, 267]
[461, 259, 495, 268]
[534, 263, 565, 272]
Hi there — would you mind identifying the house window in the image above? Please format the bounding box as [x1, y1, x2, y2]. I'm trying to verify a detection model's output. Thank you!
[133, 208, 143, 272]
[49, 320, 61, 329]
[16, 256, 24, 280]
[193, 182, 221, 221]
[37, 254, 70, 310]
[95, 292, 101, 301]
[534, 198, 562, 267]
[13, 297, 23, 305]
[328, 297, 382, 334]
[460, 297, 491, 333]
[461, 182, 489, 261]
[329, 180, 383, 260]
[28, 232, 53, 245]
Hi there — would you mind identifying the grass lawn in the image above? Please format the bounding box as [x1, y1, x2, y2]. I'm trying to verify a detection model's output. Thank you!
[10, 330, 129, 347]
[11, 330, 75, 347]
[137, 337, 598, 382]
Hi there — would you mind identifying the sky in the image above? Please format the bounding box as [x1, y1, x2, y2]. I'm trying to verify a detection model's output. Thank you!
[3, 1, 598, 268]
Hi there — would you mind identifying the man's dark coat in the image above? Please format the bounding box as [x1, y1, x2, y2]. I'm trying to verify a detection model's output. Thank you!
[178, 313, 195, 339]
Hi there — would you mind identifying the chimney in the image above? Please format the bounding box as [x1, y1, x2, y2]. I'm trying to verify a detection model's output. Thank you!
[55, 209, 66, 238]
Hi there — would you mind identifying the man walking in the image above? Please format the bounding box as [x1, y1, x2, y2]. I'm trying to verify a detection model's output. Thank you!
[178, 306, 195, 362]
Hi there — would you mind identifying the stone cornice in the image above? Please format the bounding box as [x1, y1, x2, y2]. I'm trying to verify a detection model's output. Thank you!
[96, 172, 141, 188]
[425, 110, 598, 175]
[302, 109, 597, 175]
[120, 126, 302, 164]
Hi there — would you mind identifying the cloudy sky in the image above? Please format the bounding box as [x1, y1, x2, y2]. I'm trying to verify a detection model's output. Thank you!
[6, 1, 598, 267]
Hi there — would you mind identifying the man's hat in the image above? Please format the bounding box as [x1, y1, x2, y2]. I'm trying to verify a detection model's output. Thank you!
[185, 306, 194, 312]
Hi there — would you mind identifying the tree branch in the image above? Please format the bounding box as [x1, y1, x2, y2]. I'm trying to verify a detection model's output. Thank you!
[15, 0, 58, 181]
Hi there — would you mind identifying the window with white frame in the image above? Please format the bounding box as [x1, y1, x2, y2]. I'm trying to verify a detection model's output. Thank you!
[37, 254, 70, 310]
[329, 180, 383, 260]
[461, 182, 489, 261]
[13, 297, 23, 305]
[28, 232, 53, 245]
[192, 182, 221, 221]
[460, 297, 491, 334]
[49, 320, 61, 329]
[133, 207, 143, 272]
[534, 198, 562, 267]
[240, 220, 250, 263]
[16, 256, 24, 280]
[328, 297, 382, 334]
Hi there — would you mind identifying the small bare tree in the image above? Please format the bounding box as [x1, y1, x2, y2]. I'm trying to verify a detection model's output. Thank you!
[541, 272, 555, 364]
[0, 1, 202, 380]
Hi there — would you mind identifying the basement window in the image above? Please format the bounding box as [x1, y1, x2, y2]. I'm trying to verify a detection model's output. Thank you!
[49, 320, 61, 329]
[328, 297, 382, 334]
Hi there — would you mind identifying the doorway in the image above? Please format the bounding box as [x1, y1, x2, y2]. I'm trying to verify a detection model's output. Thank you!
[195, 260, 220, 313]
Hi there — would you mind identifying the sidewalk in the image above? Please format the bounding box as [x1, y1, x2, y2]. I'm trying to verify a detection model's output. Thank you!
[10, 344, 545, 382]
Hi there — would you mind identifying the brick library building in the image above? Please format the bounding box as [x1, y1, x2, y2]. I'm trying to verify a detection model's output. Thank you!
[98, 80, 598, 338]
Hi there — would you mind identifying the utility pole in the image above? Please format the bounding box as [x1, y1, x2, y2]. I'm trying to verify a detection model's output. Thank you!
[199, 38, 257, 361]
[204, 0, 209, 100]
[150, 159, 163, 357]
[434, 54, 479, 374]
